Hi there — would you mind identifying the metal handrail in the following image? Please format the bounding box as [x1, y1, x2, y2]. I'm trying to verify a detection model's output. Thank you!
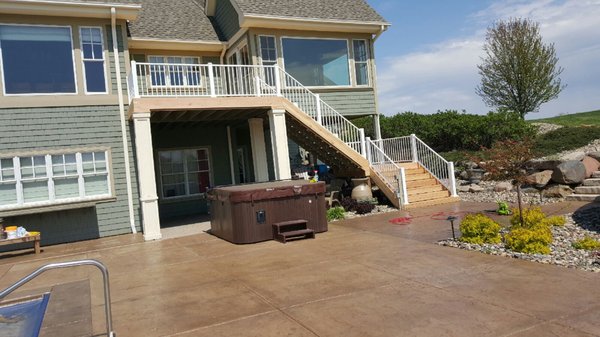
[0, 259, 115, 337]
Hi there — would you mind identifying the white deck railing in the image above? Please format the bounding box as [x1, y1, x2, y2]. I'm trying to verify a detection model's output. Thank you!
[365, 138, 408, 205]
[379, 135, 457, 196]
[127, 62, 456, 202]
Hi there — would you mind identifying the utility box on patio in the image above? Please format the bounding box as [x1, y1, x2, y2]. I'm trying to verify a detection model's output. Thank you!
[207, 181, 327, 244]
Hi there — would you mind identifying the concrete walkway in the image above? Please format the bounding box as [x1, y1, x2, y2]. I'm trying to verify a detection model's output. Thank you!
[0, 201, 598, 336]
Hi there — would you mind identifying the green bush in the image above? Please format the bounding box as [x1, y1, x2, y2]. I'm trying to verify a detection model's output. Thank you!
[572, 236, 600, 251]
[379, 109, 535, 152]
[533, 126, 600, 156]
[459, 214, 502, 244]
[505, 227, 553, 254]
[326, 207, 345, 222]
[505, 207, 562, 254]
[510, 207, 565, 229]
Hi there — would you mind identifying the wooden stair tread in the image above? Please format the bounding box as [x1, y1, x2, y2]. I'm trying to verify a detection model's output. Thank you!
[408, 185, 445, 195]
[273, 220, 308, 228]
[280, 229, 315, 237]
[408, 190, 451, 202]
[405, 196, 460, 209]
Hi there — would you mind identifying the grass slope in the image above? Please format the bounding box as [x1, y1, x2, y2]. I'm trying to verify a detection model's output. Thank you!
[529, 109, 600, 126]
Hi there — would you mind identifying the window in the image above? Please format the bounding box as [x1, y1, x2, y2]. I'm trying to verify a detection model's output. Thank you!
[258, 36, 277, 86]
[353, 40, 369, 86]
[80, 27, 106, 93]
[0, 150, 111, 210]
[159, 149, 211, 199]
[281, 38, 350, 87]
[0, 24, 76, 94]
[148, 56, 201, 87]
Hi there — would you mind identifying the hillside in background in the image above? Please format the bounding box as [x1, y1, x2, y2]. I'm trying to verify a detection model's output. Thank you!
[529, 109, 600, 126]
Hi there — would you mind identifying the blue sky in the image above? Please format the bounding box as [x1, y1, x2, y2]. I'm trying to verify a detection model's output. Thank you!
[368, 0, 600, 119]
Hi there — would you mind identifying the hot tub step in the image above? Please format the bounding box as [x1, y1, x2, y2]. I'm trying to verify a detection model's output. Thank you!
[273, 220, 315, 243]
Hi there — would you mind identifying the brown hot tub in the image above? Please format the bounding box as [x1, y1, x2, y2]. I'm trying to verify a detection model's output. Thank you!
[207, 180, 327, 244]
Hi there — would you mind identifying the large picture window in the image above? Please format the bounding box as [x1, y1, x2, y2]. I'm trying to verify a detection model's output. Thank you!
[0, 24, 76, 94]
[148, 56, 201, 87]
[281, 38, 350, 87]
[0, 150, 111, 210]
[80, 27, 107, 93]
[159, 148, 211, 199]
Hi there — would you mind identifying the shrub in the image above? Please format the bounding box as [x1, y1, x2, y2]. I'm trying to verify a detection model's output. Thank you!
[505, 227, 552, 254]
[533, 126, 600, 156]
[572, 236, 600, 251]
[326, 207, 346, 222]
[340, 197, 358, 212]
[459, 214, 502, 244]
[510, 207, 564, 229]
[354, 202, 375, 215]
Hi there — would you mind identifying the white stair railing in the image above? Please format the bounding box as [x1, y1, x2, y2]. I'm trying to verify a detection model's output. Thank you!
[277, 67, 366, 156]
[411, 134, 457, 196]
[366, 137, 409, 206]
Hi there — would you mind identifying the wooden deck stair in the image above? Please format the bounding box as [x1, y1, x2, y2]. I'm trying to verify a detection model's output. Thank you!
[282, 102, 458, 209]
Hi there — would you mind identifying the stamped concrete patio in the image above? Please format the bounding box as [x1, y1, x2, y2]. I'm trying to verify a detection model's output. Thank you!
[1, 201, 599, 336]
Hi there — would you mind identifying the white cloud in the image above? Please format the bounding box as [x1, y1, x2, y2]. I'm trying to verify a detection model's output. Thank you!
[377, 0, 600, 118]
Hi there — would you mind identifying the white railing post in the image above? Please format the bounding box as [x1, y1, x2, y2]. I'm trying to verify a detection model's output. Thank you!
[365, 137, 372, 164]
[274, 66, 282, 96]
[448, 161, 458, 197]
[359, 128, 367, 158]
[315, 93, 322, 125]
[208, 63, 216, 98]
[410, 133, 418, 163]
[398, 167, 409, 205]
[254, 75, 261, 97]
[131, 61, 140, 98]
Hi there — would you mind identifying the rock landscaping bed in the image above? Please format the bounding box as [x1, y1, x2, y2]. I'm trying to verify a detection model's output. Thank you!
[439, 207, 600, 272]
[457, 180, 564, 205]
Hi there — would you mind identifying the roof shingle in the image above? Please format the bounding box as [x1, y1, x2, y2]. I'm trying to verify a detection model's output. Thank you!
[233, 0, 387, 24]
[128, 0, 220, 42]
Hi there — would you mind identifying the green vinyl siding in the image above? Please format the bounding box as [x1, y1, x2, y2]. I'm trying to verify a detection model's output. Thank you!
[152, 124, 233, 220]
[0, 105, 140, 246]
[316, 89, 377, 117]
[105, 25, 127, 95]
[214, 0, 240, 41]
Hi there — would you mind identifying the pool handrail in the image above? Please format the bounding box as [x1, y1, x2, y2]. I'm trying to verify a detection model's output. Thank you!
[0, 259, 115, 337]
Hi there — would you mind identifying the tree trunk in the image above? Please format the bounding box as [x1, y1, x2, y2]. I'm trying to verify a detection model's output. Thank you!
[516, 183, 524, 225]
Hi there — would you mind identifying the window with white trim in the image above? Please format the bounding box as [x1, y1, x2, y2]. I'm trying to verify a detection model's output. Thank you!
[258, 36, 277, 86]
[159, 148, 211, 199]
[0, 150, 111, 210]
[80, 27, 107, 93]
[148, 56, 201, 87]
[0, 24, 76, 94]
[353, 40, 369, 86]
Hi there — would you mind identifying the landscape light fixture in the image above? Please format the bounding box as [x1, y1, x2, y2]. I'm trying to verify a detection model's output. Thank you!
[446, 216, 458, 240]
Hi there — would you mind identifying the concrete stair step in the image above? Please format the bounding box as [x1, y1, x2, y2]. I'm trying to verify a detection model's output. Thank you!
[406, 196, 460, 209]
[574, 186, 600, 194]
[565, 194, 600, 202]
[408, 185, 445, 196]
[583, 179, 600, 186]
[593, 171, 600, 178]
[408, 190, 450, 202]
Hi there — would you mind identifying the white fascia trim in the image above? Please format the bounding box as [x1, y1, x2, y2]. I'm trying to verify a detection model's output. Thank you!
[128, 38, 225, 52]
[241, 14, 390, 33]
[0, 0, 141, 20]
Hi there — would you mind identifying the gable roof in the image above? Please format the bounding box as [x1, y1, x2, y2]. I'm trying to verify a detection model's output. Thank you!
[128, 0, 220, 42]
[233, 0, 387, 24]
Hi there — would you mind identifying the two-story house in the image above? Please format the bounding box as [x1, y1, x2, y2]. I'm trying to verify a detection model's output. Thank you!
[0, 0, 458, 246]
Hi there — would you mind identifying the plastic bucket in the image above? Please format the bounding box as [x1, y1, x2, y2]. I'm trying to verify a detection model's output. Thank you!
[5, 226, 17, 239]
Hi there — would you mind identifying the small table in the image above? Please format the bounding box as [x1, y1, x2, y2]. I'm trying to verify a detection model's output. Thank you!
[0, 234, 41, 254]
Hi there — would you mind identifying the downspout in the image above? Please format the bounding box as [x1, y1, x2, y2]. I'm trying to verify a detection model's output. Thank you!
[220, 43, 227, 64]
[112, 7, 137, 234]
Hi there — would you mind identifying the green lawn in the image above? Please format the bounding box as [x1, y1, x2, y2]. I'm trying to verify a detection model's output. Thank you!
[529, 109, 600, 126]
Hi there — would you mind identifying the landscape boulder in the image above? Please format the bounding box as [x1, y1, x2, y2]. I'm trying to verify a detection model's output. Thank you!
[582, 156, 600, 178]
[457, 185, 471, 193]
[469, 184, 484, 193]
[525, 170, 553, 188]
[560, 151, 586, 161]
[587, 152, 600, 161]
[528, 159, 564, 171]
[543, 184, 574, 198]
[551, 161, 586, 185]
[494, 182, 513, 192]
